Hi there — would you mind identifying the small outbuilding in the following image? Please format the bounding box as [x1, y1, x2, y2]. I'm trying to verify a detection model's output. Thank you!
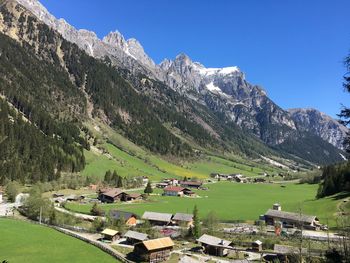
[124, 230, 149, 245]
[125, 193, 142, 201]
[252, 240, 262, 252]
[142, 211, 173, 226]
[197, 234, 233, 257]
[179, 181, 203, 189]
[133, 237, 174, 262]
[101, 228, 120, 242]
[110, 210, 138, 226]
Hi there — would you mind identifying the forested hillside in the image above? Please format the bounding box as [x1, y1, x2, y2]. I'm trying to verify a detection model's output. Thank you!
[0, 98, 85, 184]
[0, 1, 284, 159]
[317, 162, 350, 198]
[0, 0, 345, 187]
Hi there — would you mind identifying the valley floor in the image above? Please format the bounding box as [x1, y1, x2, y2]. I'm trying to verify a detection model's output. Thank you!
[65, 181, 347, 228]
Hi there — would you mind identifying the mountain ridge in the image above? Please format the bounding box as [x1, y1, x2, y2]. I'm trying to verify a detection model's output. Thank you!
[0, 0, 346, 166]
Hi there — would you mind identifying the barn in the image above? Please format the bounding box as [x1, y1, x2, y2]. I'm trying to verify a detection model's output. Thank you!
[141, 211, 173, 226]
[264, 204, 320, 230]
[133, 237, 174, 262]
[124, 230, 149, 245]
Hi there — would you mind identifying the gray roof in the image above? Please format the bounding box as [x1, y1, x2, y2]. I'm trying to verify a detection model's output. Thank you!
[265, 209, 317, 224]
[124, 230, 148, 241]
[253, 240, 262, 245]
[142, 211, 173, 222]
[197, 234, 232, 248]
[173, 213, 193, 222]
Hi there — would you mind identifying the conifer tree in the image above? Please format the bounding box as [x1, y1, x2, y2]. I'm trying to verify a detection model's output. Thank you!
[192, 205, 201, 238]
[117, 176, 124, 188]
[144, 181, 153, 194]
[104, 170, 112, 184]
[111, 170, 119, 186]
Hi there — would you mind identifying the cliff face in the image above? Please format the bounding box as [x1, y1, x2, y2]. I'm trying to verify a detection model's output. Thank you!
[289, 108, 348, 150]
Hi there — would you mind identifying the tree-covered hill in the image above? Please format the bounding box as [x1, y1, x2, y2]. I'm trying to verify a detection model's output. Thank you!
[0, 0, 345, 186]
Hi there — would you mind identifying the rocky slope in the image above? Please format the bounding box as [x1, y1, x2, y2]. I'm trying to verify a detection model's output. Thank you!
[289, 108, 348, 150]
[160, 54, 298, 145]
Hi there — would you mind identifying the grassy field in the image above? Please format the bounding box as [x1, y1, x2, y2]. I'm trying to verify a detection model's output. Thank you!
[81, 142, 284, 181]
[65, 182, 346, 227]
[0, 219, 118, 263]
[80, 119, 286, 181]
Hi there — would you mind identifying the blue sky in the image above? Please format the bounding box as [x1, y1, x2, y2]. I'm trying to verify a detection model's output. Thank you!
[40, 0, 350, 118]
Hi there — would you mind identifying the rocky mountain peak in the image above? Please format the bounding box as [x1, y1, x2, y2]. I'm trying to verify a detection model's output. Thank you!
[126, 38, 156, 68]
[102, 31, 127, 49]
[16, 0, 56, 26]
[174, 53, 192, 64]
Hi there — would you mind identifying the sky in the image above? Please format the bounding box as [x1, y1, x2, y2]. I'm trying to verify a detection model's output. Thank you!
[40, 0, 350, 118]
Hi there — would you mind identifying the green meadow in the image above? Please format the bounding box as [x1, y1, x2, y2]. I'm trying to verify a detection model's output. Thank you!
[0, 219, 118, 263]
[80, 120, 285, 181]
[65, 182, 346, 227]
[81, 142, 284, 181]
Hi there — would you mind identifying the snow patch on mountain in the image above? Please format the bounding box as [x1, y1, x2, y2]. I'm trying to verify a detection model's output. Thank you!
[206, 82, 221, 92]
[193, 63, 240, 76]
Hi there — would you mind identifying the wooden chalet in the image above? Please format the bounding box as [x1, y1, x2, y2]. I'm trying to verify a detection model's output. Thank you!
[133, 237, 174, 262]
[141, 211, 172, 225]
[197, 234, 233, 257]
[179, 180, 202, 189]
[172, 212, 193, 227]
[264, 204, 320, 230]
[98, 188, 141, 203]
[101, 228, 120, 241]
[163, 186, 194, 197]
[124, 230, 149, 245]
[98, 188, 125, 203]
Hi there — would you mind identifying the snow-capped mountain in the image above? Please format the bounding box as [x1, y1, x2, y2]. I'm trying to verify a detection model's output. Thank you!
[160, 53, 297, 145]
[9, 0, 349, 151]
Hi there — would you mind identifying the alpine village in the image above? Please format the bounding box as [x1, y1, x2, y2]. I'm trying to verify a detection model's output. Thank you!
[0, 1, 349, 263]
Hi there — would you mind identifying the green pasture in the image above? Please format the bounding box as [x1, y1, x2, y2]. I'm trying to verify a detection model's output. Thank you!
[81, 141, 284, 181]
[0, 219, 118, 263]
[65, 182, 345, 227]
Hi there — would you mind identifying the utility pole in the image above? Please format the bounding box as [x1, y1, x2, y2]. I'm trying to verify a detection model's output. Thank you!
[39, 206, 42, 224]
[298, 203, 303, 263]
[326, 218, 330, 250]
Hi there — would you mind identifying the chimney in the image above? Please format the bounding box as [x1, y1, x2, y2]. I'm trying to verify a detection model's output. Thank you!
[273, 203, 281, 211]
